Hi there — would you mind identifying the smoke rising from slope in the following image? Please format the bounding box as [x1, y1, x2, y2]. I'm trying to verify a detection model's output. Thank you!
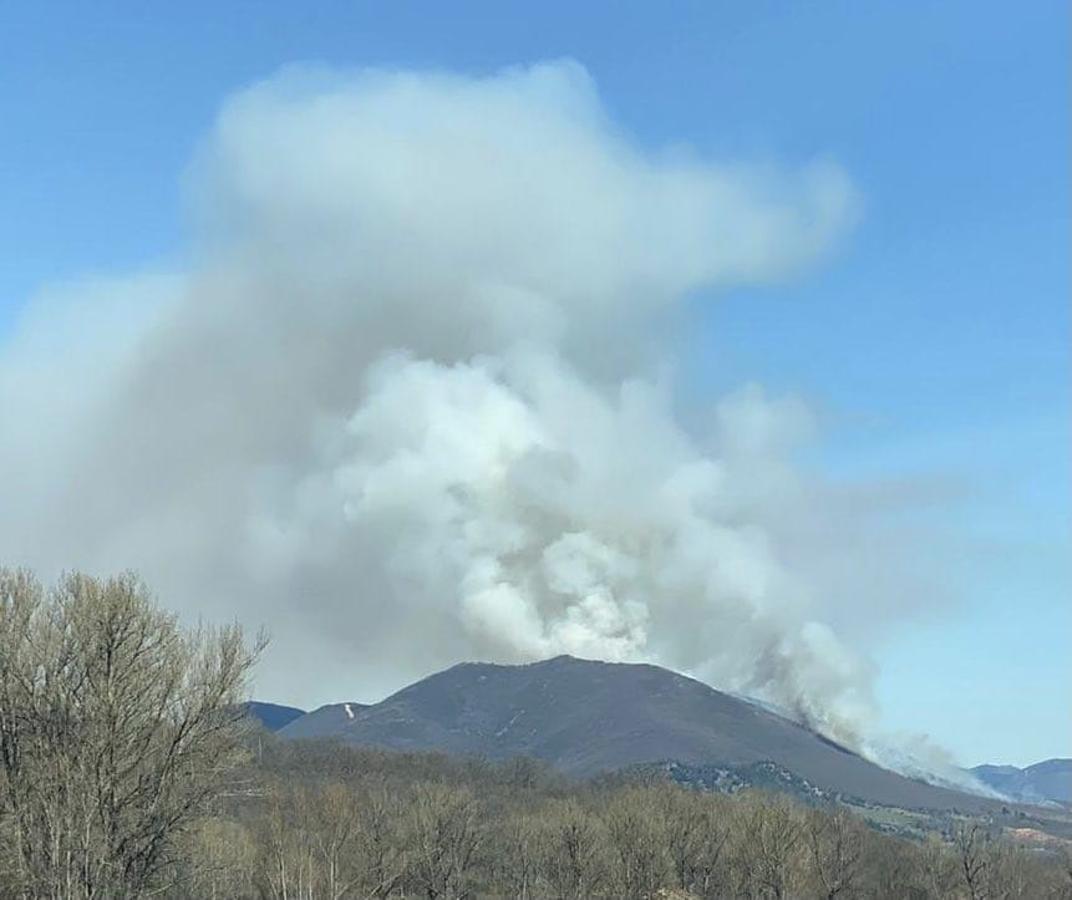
[2, 61, 919, 748]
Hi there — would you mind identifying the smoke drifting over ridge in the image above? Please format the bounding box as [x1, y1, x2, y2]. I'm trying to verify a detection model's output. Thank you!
[2, 61, 924, 750]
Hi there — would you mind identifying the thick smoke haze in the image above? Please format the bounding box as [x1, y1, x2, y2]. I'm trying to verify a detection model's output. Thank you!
[1, 61, 961, 762]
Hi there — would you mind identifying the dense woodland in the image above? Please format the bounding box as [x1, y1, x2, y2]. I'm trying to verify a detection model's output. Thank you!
[1, 568, 1070, 899]
[180, 739, 1071, 900]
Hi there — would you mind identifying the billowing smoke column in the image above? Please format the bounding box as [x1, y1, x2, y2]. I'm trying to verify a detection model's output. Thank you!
[1, 61, 893, 746]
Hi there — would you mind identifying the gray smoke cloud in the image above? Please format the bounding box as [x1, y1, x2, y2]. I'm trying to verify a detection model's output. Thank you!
[2, 61, 958, 760]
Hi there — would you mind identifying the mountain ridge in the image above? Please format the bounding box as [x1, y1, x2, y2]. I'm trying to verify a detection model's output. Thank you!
[971, 759, 1072, 806]
[274, 655, 1001, 812]
[243, 701, 305, 732]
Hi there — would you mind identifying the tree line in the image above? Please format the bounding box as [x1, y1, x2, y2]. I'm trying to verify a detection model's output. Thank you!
[182, 740, 1072, 900]
[1, 568, 1069, 898]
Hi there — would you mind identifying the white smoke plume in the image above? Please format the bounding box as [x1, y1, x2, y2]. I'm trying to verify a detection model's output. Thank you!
[2, 60, 945, 755]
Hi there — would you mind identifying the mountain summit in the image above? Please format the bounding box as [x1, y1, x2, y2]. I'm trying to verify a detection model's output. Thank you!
[279, 656, 997, 811]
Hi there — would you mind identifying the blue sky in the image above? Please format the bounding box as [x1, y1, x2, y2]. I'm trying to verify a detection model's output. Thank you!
[1, 1, 1067, 765]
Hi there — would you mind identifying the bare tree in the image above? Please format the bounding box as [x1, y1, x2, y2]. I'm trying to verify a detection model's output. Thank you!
[601, 786, 669, 899]
[491, 813, 541, 900]
[182, 817, 256, 900]
[308, 783, 363, 900]
[405, 782, 483, 899]
[1061, 844, 1072, 897]
[257, 785, 316, 900]
[0, 567, 264, 898]
[733, 792, 804, 900]
[917, 833, 960, 899]
[805, 806, 863, 899]
[352, 780, 407, 899]
[953, 820, 992, 900]
[986, 840, 1034, 900]
[658, 786, 729, 898]
[538, 798, 607, 899]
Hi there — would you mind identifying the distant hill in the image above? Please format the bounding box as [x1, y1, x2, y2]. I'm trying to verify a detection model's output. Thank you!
[278, 655, 999, 812]
[971, 759, 1072, 805]
[243, 701, 305, 732]
[278, 700, 370, 739]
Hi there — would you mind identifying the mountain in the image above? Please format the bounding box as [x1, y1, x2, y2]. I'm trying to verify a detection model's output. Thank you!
[277, 701, 370, 739]
[243, 701, 305, 732]
[278, 655, 998, 811]
[971, 759, 1072, 805]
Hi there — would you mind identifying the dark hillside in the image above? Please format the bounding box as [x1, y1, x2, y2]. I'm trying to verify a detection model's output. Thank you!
[279, 700, 370, 739]
[280, 655, 998, 811]
[243, 701, 305, 732]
